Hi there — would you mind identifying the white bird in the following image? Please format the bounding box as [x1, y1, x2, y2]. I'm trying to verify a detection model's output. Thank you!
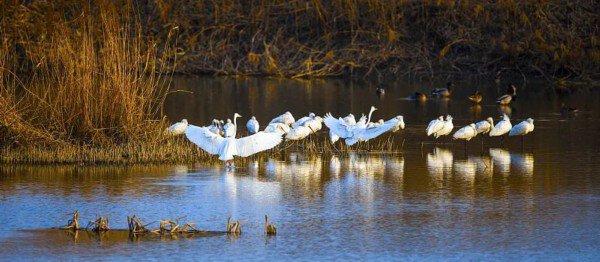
[223, 113, 242, 138]
[304, 116, 323, 132]
[326, 114, 404, 146]
[264, 122, 291, 134]
[434, 115, 453, 138]
[185, 125, 283, 162]
[292, 113, 316, 129]
[509, 118, 534, 145]
[246, 116, 260, 135]
[453, 123, 477, 141]
[475, 117, 494, 134]
[285, 125, 312, 140]
[269, 111, 295, 126]
[489, 114, 512, 137]
[426, 116, 445, 136]
[328, 113, 356, 143]
[208, 119, 221, 135]
[166, 119, 188, 135]
[391, 116, 406, 132]
[367, 119, 385, 128]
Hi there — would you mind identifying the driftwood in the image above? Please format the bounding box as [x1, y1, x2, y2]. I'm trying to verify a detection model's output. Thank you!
[265, 215, 276, 236]
[226, 217, 241, 234]
[63, 211, 80, 230]
[127, 215, 150, 234]
[87, 216, 110, 232]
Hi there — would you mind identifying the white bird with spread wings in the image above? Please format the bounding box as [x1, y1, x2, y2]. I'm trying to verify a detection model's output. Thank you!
[185, 113, 283, 164]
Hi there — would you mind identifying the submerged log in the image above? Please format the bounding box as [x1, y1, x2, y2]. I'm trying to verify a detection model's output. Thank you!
[63, 210, 80, 230]
[127, 215, 150, 234]
[88, 216, 110, 232]
[226, 217, 241, 234]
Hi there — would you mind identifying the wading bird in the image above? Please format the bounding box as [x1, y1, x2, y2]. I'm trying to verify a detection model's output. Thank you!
[329, 114, 356, 143]
[497, 84, 517, 105]
[426, 116, 445, 136]
[509, 118, 534, 145]
[475, 117, 494, 135]
[246, 116, 259, 135]
[434, 115, 454, 139]
[167, 119, 188, 135]
[185, 114, 282, 166]
[453, 124, 477, 141]
[489, 114, 512, 137]
[325, 115, 405, 146]
[208, 119, 221, 135]
[269, 111, 295, 126]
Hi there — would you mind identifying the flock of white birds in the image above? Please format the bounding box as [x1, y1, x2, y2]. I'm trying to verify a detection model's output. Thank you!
[167, 106, 534, 163]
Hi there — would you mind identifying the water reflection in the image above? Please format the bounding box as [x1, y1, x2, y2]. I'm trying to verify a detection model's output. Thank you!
[490, 148, 511, 175]
[426, 147, 453, 179]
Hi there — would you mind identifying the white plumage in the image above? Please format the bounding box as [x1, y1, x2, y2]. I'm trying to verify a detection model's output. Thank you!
[285, 125, 312, 140]
[434, 115, 453, 138]
[185, 125, 283, 161]
[426, 116, 445, 136]
[269, 111, 295, 126]
[264, 122, 291, 134]
[292, 113, 316, 129]
[166, 119, 188, 135]
[475, 117, 494, 134]
[246, 116, 260, 135]
[325, 113, 404, 146]
[489, 114, 512, 137]
[453, 123, 477, 141]
[509, 118, 534, 136]
[208, 119, 221, 135]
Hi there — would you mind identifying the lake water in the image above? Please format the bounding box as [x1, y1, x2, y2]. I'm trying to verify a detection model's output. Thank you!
[1, 77, 599, 260]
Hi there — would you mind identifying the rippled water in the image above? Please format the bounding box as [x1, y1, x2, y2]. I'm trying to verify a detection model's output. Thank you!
[1, 77, 599, 260]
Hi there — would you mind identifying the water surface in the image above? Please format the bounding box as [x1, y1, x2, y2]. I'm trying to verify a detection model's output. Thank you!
[1, 77, 599, 260]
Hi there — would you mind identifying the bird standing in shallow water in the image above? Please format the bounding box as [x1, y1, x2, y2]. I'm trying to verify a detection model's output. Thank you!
[509, 118, 534, 146]
[475, 117, 494, 135]
[489, 114, 512, 138]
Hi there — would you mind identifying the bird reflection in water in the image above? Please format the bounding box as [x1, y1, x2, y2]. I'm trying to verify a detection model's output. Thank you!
[427, 147, 453, 179]
[490, 148, 511, 175]
[511, 153, 534, 176]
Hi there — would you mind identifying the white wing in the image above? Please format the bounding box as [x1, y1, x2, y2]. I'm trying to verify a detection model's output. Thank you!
[185, 125, 226, 155]
[324, 113, 353, 138]
[235, 131, 283, 157]
[349, 118, 399, 145]
[292, 116, 311, 128]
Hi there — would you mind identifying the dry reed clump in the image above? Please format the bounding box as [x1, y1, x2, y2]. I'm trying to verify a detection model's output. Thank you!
[0, 1, 175, 152]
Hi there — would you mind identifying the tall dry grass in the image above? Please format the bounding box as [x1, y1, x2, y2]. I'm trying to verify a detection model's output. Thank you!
[0, 1, 175, 149]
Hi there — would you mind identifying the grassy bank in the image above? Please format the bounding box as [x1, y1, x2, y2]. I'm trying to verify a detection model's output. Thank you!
[0, 1, 597, 163]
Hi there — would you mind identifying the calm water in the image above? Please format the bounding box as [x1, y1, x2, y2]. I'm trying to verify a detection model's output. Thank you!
[1, 77, 600, 260]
